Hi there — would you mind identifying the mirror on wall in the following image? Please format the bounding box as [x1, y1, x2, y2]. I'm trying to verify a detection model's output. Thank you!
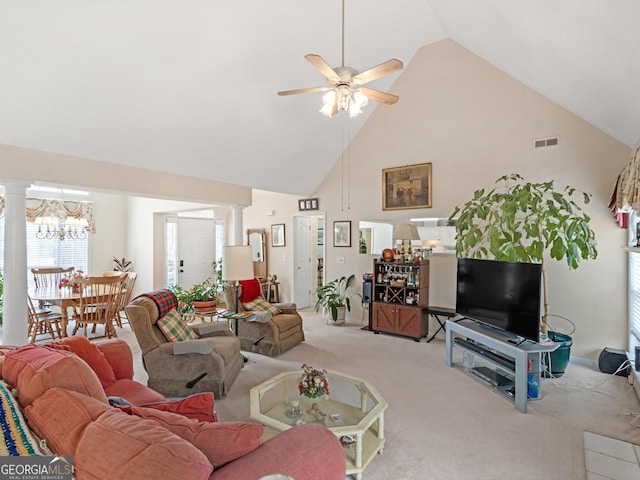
[358, 218, 456, 255]
[247, 228, 267, 279]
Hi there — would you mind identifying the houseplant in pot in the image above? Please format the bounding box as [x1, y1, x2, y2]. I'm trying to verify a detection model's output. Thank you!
[450, 174, 598, 377]
[315, 274, 361, 325]
[170, 278, 217, 314]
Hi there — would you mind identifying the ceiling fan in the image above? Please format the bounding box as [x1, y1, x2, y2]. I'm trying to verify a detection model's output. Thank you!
[277, 0, 403, 117]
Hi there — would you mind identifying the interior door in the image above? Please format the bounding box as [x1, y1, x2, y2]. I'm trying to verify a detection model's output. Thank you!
[293, 216, 312, 308]
[177, 218, 216, 288]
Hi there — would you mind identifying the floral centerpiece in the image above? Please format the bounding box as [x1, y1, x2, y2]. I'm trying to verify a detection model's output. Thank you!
[58, 269, 86, 292]
[298, 364, 330, 399]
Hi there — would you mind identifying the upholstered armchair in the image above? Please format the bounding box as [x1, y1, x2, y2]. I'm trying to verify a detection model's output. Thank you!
[125, 290, 243, 398]
[223, 278, 305, 356]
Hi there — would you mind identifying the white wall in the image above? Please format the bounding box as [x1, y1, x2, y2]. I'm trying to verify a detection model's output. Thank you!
[243, 189, 300, 303]
[7, 39, 632, 360]
[310, 39, 631, 359]
[89, 192, 127, 274]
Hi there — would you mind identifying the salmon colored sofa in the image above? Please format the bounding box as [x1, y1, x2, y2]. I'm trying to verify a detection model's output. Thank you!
[0, 336, 346, 480]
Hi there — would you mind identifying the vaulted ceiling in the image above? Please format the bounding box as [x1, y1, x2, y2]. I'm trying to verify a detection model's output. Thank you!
[1, 1, 638, 196]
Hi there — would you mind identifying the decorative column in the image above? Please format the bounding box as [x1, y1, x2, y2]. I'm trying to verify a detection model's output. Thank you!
[2, 181, 30, 345]
[229, 205, 245, 246]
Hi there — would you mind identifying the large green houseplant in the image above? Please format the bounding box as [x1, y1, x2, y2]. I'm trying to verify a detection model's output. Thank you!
[450, 175, 598, 374]
[315, 274, 360, 324]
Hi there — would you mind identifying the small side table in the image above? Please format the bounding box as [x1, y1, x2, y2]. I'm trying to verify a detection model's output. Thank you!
[261, 282, 280, 303]
[184, 308, 231, 330]
[220, 311, 255, 336]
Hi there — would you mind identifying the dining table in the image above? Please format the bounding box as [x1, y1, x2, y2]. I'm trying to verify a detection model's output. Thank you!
[28, 285, 125, 338]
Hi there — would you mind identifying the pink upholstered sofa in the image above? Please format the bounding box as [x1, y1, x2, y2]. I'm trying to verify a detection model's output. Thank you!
[0, 336, 346, 480]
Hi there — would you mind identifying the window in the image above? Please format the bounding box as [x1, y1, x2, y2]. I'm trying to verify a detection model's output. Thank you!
[166, 217, 178, 286]
[0, 219, 89, 288]
[0, 187, 90, 287]
[630, 253, 640, 342]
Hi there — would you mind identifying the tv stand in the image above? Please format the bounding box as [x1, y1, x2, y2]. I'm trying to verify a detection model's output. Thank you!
[445, 318, 558, 413]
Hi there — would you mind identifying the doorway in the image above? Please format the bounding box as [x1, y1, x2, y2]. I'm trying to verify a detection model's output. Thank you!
[293, 213, 325, 309]
[168, 217, 216, 288]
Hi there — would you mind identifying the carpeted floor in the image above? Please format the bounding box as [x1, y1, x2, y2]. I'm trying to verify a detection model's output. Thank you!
[63, 310, 640, 479]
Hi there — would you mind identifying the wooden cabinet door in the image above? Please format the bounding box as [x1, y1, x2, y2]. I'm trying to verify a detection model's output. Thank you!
[396, 306, 420, 337]
[373, 303, 396, 333]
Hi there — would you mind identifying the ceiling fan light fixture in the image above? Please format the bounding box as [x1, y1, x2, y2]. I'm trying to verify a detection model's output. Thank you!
[353, 89, 368, 107]
[320, 90, 337, 116]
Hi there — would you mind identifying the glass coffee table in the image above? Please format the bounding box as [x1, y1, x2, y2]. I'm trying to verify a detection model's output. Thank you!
[250, 370, 387, 480]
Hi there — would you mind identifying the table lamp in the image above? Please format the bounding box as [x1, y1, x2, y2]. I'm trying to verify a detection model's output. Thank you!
[222, 245, 254, 316]
[393, 223, 420, 254]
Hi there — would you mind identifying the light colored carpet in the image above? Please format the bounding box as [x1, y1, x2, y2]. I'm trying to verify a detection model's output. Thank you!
[97, 312, 640, 479]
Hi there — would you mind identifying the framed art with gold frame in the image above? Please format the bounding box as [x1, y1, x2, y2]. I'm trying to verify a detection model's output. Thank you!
[382, 162, 432, 210]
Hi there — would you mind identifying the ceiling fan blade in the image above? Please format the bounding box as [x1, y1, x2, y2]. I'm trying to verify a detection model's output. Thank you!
[360, 87, 399, 105]
[305, 54, 340, 83]
[352, 58, 403, 85]
[278, 86, 330, 96]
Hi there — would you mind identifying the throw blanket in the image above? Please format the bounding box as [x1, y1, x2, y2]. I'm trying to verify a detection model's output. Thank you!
[0, 381, 46, 456]
[137, 289, 177, 318]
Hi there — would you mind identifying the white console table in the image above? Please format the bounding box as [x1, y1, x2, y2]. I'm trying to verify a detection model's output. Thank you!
[445, 318, 559, 413]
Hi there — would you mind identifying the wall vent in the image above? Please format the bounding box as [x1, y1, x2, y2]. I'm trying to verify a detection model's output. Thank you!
[533, 136, 559, 149]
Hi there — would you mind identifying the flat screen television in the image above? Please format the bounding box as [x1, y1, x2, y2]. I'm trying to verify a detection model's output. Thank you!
[456, 258, 542, 342]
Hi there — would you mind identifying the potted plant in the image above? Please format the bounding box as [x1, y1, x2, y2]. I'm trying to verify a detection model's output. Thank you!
[112, 256, 133, 272]
[170, 278, 217, 314]
[314, 274, 361, 325]
[450, 174, 598, 376]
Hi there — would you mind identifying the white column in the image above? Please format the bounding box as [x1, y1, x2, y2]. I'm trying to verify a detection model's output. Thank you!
[230, 205, 245, 246]
[2, 181, 30, 345]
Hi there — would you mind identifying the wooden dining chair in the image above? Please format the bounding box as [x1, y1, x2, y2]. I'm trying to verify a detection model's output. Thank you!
[27, 295, 62, 342]
[72, 276, 124, 339]
[115, 272, 137, 327]
[102, 271, 126, 277]
[31, 266, 75, 288]
[31, 267, 74, 310]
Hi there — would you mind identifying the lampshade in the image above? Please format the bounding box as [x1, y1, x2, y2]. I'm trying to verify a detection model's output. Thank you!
[222, 245, 254, 281]
[393, 223, 420, 241]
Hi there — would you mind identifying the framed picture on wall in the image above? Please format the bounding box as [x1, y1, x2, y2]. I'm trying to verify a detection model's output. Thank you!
[271, 223, 285, 247]
[333, 221, 351, 247]
[317, 228, 324, 246]
[382, 162, 432, 210]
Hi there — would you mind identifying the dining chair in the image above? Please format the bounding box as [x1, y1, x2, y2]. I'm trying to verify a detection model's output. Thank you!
[31, 266, 75, 288]
[31, 266, 75, 310]
[101, 271, 126, 277]
[27, 294, 62, 342]
[115, 272, 137, 327]
[72, 275, 124, 339]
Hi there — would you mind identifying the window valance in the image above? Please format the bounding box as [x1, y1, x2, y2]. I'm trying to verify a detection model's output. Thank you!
[0, 197, 95, 233]
[610, 146, 640, 228]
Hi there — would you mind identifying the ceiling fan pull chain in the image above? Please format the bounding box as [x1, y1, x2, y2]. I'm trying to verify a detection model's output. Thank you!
[341, 0, 345, 67]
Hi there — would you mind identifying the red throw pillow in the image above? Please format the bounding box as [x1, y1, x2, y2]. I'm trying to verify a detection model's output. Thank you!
[25, 387, 111, 456]
[2, 344, 107, 408]
[126, 406, 263, 468]
[239, 278, 261, 303]
[75, 409, 212, 479]
[48, 335, 117, 389]
[116, 392, 217, 423]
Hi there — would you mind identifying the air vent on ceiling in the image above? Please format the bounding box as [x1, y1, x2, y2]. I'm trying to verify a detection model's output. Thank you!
[533, 136, 559, 149]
